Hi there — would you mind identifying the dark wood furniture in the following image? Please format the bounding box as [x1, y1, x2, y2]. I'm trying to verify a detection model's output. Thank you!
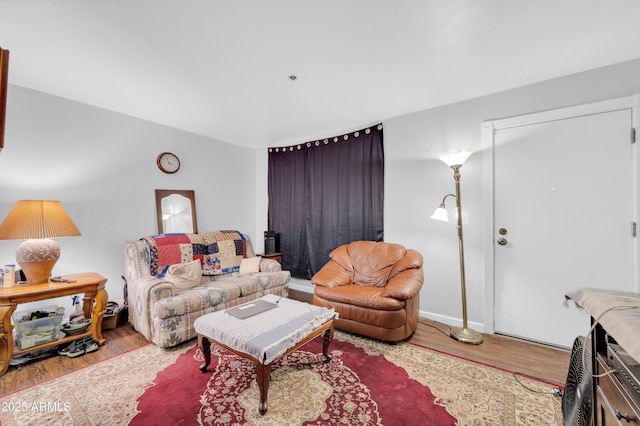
[593, 321, 640, 424]
[0, 47, 8, 151]
[566, 289, 640, 425]
[0, 272, 108, 376]
[257, 252, 282, 264]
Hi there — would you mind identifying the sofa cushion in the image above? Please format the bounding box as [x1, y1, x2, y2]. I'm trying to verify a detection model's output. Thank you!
[164, 259, 203, 292]
[154, 270, 291, 319]
[313, 292, 407, 328]
[313, 284, 405, 310]
[239, 256, 261, 275]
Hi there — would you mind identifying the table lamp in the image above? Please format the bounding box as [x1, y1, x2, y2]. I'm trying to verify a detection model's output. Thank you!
[0, 200, 81, 284]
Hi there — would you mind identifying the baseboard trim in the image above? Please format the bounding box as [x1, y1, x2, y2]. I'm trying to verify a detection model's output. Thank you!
[286, 278, 485, 332]
[288, 278, 314, 293]
[419, 311, 484, 333]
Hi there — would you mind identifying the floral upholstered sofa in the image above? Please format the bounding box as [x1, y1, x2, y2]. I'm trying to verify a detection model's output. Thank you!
[124, 230, 290, 348]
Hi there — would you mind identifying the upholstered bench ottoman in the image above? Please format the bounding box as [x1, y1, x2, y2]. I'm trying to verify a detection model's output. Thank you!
[194, 295, 337, 415]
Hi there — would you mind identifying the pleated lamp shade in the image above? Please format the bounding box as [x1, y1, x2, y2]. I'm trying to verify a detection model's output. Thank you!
[0, 200, 81, 284]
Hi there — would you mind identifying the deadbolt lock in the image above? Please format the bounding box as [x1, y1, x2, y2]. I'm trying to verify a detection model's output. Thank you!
[497, 238, 507, 246]
[499, 228, 508, 235]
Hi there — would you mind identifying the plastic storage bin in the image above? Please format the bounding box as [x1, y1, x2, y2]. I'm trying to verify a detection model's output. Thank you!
[12, 305, 64, 350]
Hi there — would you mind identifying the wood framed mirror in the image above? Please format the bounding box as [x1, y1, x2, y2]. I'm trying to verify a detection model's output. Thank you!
[155, 189, 198, 234]
[0, 47, 9, 152]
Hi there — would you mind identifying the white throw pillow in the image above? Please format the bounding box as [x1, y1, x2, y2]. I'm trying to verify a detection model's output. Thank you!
[239, 257, 261, 275]
[164, 259, 203, 291]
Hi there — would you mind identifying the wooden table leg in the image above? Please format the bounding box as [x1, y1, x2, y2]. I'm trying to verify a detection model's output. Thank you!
[256, 363, 271, 415]
[0, 304, 17, 376]
[199, 335, 211, 372]
[89, 288, 108, 346]
[322, 325, 334, 363]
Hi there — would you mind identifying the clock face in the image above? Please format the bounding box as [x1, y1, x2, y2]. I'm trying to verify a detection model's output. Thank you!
[157, 152, 180, 174]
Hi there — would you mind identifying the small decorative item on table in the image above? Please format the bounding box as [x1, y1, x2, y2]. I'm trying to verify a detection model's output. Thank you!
[2, 264, 14, 288]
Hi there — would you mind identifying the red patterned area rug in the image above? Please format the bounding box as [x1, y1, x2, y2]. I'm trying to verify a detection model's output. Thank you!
[0, 331, 562, 425]
[132, 331, 562, 426]
[132, 336, 456, 425]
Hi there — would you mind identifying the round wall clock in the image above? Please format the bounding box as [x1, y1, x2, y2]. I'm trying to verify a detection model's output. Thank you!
[157, 152, 180, 174]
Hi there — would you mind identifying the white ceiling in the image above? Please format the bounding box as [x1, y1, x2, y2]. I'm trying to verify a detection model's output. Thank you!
[2, 1, 640, 149]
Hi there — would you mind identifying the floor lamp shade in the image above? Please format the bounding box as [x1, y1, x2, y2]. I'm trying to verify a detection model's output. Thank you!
[436, 148, 473, 167]
[0, 200, 81, 284]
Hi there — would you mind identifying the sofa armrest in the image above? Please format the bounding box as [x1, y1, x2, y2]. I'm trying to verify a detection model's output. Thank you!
[127, 274, 176, 341]
[259, 258, 282, 272]
[381, 268, 424, 300]
[124, 240, 153, 284]
[311, 261, 352, 288]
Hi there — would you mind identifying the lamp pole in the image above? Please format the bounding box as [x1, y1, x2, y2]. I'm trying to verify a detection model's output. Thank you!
[449, 164, 483, 344]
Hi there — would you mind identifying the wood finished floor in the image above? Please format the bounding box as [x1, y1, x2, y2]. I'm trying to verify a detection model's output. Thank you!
[0, 289, 571, 396]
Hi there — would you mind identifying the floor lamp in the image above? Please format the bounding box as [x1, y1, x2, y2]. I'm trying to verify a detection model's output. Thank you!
[430, 149, 483, 345]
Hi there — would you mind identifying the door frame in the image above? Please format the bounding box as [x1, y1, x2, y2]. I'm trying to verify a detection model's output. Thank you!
[481, 95, 640, 334]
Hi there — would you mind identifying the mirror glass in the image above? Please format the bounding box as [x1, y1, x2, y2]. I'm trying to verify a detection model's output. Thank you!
[155, 189, 198, 234]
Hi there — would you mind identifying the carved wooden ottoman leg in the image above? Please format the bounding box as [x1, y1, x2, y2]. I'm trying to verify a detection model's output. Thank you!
[199, 335, 211, 372]
[257, 363, 271, 415]
[322, 326, 334, 363]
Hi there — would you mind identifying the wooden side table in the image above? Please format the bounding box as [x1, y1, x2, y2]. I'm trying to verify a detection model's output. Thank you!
[0, 272, 108, 376]
[257, 252, 282, 264]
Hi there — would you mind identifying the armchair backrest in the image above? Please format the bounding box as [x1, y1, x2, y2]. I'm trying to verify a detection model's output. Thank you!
[328, 241, 421, 287]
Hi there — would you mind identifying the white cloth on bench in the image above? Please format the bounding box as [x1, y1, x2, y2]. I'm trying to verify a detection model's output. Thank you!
[565, 287, 640, 361]
[194, 294, 336, 364]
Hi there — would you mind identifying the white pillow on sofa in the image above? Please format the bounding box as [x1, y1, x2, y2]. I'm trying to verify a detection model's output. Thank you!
[239, 257, 261, 275]
[164, 259, 203, 291]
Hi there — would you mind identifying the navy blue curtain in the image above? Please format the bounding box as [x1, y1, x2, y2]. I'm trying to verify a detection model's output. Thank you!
[268, 124, 384, 279]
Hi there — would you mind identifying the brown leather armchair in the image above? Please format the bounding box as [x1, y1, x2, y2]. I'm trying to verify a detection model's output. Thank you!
[311, 241, 423, 342]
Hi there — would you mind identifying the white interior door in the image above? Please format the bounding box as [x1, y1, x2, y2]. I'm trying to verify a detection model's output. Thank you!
[492, 105, 636, 348]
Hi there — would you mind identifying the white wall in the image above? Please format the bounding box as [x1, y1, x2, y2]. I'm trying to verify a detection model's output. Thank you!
[0, 86, 258, 313]
[384, 58, 640, 331]
[271, 58, 640, 333]
[5, 58, 640, 335]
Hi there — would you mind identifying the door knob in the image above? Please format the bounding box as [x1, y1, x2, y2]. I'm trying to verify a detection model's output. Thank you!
[497, 238, 507, 246]
[614, 410, 630, 422]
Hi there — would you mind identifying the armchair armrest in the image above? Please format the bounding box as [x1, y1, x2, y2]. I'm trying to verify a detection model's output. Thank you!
[311, 261, 352, 288]
[381, 268, 424, 300]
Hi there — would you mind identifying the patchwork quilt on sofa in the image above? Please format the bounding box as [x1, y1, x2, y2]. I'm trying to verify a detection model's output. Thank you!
[143, 230, 247, 277]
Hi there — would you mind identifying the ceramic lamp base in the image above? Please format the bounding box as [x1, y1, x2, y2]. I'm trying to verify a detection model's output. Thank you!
[15, 238, 60, 284]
